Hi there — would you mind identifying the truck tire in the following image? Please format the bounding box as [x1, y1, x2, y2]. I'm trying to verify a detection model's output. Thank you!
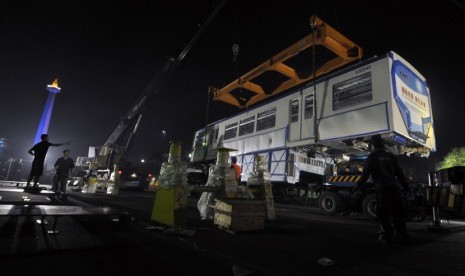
[319, 192, 345, 216]
[362, 193, 377, 220]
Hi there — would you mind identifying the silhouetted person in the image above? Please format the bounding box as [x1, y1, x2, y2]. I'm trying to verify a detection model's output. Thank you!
[342, 165, 358, 175]
[26, 134, 69, 187]
[358, 134, 410, 244]
[52, 149, 74, 198]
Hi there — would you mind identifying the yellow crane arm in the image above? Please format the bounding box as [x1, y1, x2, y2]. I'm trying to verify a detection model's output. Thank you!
[211, 16, 363, 108]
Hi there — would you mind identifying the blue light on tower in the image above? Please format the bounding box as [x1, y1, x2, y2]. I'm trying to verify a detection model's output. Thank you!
[33, 79, 61, 144]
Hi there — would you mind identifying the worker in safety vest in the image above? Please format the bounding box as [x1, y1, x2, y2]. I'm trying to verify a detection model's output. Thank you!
[230, 156, 241, 185]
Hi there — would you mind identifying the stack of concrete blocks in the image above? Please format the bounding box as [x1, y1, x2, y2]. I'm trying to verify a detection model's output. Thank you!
[82, 162, 98, 194]
[246, 155, 276, 220]
[213, 198, 266, 232]
[213, 155, 276, 232]
[197, 148, 237, 220]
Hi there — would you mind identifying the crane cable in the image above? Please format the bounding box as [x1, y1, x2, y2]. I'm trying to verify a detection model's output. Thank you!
[312, 1, 341, 144]
[311, 15, 319, 143]
[232, 0, 243, 106]
[203, 0, 241, 151]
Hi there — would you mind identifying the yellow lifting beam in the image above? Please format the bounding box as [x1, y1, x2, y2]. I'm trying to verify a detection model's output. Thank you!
[210, 16, 363, 108]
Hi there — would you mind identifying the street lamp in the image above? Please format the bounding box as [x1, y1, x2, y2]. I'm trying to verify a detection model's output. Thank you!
[140, 159, 145, 163]
[161, 130, 167, 146]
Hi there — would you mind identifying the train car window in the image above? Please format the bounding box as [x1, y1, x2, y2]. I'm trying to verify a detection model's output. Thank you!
[304, 95, 314, 119]
[257, 107, 276, 131]
[224, 122, 238, 140]
[239, 115, 255, 136]
[194, 130, 205, 148]
[290, 98, 299, 123]
[333, 72, 372, 111]
[209, 128, 219, 143]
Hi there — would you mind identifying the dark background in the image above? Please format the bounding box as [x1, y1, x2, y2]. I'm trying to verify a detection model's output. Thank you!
[0, 0, 464, 172]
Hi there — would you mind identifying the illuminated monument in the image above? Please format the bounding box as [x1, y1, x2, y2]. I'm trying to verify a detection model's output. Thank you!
[33, 79, 61, 144]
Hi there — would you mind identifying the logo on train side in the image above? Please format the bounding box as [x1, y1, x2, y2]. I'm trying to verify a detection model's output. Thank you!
[399, 70, 408, 81]
[391, 60, 431, 145]
[355, 65, 371, 75]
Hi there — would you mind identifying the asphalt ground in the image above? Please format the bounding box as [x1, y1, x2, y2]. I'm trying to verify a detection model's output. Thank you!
[1, 183, 465, 276]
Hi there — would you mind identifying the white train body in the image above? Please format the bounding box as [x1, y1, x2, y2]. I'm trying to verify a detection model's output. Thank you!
[190, 52, 436, 184]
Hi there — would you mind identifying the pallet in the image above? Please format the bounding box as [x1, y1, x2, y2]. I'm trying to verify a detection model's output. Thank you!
[214, 198, 266, 232]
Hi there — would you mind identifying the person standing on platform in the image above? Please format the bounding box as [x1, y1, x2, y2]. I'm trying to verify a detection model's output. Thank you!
[25, 134, 69, 188]
[52, 149, 75, 199]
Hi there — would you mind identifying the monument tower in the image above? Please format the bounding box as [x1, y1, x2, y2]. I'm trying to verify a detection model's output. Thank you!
[33, 79, 61, 144]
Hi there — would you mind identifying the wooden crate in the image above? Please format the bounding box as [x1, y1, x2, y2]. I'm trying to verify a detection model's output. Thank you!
[214, 198, 265, 232]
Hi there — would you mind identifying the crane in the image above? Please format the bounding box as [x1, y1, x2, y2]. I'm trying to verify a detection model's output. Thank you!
[77, 0, 228, 194]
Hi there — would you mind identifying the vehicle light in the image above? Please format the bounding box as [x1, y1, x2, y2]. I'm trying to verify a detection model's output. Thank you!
[131, 173, 137, 179]
[342, 154, 350, 161]
[117, 170, 122, 175]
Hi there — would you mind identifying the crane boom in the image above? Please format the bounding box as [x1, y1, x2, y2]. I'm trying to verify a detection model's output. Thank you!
[104, 0, 228, 146]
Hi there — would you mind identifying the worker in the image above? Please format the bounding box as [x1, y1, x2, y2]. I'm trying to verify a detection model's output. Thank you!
[25, 134, 70, 188]
[343, 164, 358, 175]
[357, 134, 410, 244]
[344, 165, 351, 175]
[52, 149, 75, 200]
[230, 156, 241, 185]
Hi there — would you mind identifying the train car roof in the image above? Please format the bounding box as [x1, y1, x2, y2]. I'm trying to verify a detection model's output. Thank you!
[200, 52, 392, 130]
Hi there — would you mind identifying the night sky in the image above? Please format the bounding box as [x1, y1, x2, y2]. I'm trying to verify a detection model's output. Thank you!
[1, 0, 464, 170]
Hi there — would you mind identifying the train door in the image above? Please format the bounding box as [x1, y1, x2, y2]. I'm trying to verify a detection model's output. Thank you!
[289, 92, 315, 142]
[300, 93, 315, 139]
[288, 97, 301, 142]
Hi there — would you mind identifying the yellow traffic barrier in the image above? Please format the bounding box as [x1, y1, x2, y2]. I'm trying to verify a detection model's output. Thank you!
[151, 187, 187, 226]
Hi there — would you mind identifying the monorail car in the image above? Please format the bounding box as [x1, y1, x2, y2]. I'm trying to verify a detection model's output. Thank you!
[190, 52, 435, 184]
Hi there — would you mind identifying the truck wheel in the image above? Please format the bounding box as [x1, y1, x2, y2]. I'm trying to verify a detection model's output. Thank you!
[362, 193, 377, 220]
[319, 192, 345, 216]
